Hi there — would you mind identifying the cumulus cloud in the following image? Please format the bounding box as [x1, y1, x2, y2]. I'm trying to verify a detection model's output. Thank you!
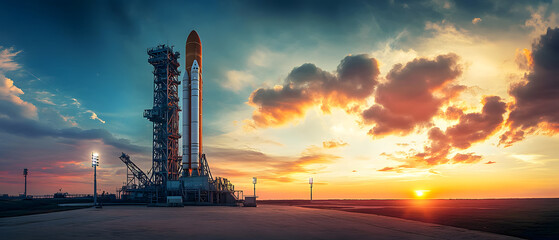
[362, 53, 464, 137]
[524, 6, 558, 39]
[444, 106, 464, 120]
[378, 96, 506, 171]
[247, 54, 380, 127]
[0, 75, 38, 119]
[446, 96, 507, 149]
[0, 47, 21, 71]
[86, 110, 106, 124]
[501, 28, 559, 146]
[472, 18, 482, 24]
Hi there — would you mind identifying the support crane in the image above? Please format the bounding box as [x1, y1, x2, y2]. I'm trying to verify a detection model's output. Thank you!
[119, 152, 151, 188]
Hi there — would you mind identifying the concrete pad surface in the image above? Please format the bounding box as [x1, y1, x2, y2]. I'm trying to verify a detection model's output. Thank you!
[0, 205, 520, 240]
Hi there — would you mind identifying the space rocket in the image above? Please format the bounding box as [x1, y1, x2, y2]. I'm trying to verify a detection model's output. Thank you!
[183, 30, 203, 177]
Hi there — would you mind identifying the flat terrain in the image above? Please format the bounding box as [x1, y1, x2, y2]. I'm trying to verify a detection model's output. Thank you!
[0, 199, 91, 218]
[0, 205, 519, 240]
[262, 199, 559, 240]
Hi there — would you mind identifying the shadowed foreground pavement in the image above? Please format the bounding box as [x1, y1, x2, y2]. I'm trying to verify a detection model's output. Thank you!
[0, 205, 520, 240]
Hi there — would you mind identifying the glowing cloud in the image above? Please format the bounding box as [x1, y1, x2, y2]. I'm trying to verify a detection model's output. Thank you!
[0, 75, 38, 119]
[0, 47, 22, 71]
[362, 53, 464, 137]
[86, 110, 106, 124]
[515, 48, 533, 70]
[378, 96, 506, 171]
[247, 54, 380, 127]
[472, 18, 482, 24]
[322, 139, 348, 149]
[501, 28, 559, 146]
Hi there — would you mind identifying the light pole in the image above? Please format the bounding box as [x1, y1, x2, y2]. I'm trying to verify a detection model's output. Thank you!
[23, 168, 28, 198]
[252, 177, 257, 197]
[309, 177, 313, 201]
[91, 153, 99, 206]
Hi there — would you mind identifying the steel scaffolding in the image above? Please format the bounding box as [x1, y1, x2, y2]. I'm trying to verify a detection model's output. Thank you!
[144, 45, 181, 202]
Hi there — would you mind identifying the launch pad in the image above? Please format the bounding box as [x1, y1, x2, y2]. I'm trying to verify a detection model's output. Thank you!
[117, 31, 242, 206]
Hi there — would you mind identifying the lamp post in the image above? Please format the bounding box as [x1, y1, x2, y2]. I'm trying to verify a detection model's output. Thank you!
[309, 177, 313, 201]
[252, 177, 257, 197]
[91, 153, 99, 206]
[23, 168, 28, 198]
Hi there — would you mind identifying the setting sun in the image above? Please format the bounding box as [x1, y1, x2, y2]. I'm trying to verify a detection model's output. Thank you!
[414, 190, 430, 198]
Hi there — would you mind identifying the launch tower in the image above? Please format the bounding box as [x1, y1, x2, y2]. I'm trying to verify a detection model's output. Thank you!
[144, 45, 181, 201]
[119, 31, 243, 206]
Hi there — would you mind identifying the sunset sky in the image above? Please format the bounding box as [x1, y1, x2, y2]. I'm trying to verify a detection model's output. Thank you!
[1, 0, 558, 199]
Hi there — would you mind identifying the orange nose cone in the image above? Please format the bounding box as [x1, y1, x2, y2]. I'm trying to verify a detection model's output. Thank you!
[186, 30, 202, 72]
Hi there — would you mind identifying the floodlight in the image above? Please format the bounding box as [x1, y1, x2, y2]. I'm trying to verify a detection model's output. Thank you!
[91, 152, 99, 206]
[91, 152, 99, 167]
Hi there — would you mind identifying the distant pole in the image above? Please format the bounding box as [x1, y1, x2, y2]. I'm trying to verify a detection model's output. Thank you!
[309, 177, 313, 201]
[92, 153, 99, 206]
[94, 163, 97, 206]
[252, 177, 257, 197]
[23, 169, 28, 198]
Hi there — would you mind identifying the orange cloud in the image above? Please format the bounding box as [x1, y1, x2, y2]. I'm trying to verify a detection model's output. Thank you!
[444, 106, 464, 120]
[452, 153, 483, 164]
[362, 53, 464, 137]
[501, 28, 559, 146]
[247, 54, 380, 128]
[472, 18, 482, 24]
[0, 75, 38, 119]
[379, 96, 506, 171]
[446, 96, 506, 149]
[378, 167, 398, 172]
[514, 48, 533, 70]
[322, 139, 348, 149]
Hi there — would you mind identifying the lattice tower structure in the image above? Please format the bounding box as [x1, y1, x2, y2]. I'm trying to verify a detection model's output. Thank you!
[144, 45, 181, 194]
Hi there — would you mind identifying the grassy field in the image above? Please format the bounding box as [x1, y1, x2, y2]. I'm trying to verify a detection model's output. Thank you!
[261, 198, 559, 240]
[0, 198, 92, 218]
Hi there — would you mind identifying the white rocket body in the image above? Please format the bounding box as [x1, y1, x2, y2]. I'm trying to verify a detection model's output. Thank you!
[182, 69, 190, 173]
[190, 60, 200, 173]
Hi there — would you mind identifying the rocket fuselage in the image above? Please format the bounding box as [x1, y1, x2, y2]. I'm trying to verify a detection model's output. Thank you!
[183, 30, 203, 176]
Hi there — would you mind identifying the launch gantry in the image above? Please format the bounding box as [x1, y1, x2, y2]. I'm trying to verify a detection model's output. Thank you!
[144, 45, 181, 201]
[119, 33, 243, 206]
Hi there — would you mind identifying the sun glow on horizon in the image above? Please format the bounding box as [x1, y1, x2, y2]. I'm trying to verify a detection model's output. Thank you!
[414, 190, 430, 198]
